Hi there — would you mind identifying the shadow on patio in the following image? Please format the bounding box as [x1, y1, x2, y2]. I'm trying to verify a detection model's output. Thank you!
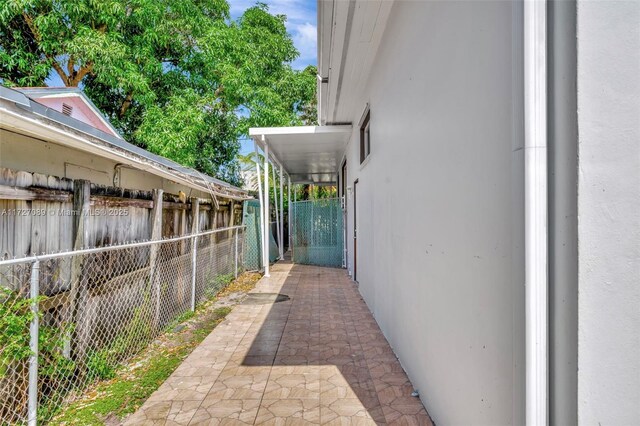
[126, 259, 432, 425]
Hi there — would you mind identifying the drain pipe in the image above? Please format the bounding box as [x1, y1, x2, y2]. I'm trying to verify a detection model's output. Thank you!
[524, 0, 548, 425]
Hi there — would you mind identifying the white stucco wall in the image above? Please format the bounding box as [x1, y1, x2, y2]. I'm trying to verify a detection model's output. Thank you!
[576, 1, 640, 424]
[340, 2, 525, 424]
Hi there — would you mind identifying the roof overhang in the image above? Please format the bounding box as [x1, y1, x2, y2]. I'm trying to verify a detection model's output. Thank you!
[317, 0, 394, 125]
[0, 86, 249, 200]
[249, 125, 352, 185]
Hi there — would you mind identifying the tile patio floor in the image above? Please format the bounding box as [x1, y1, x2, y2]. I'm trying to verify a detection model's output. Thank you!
[126, 260, 433, 425]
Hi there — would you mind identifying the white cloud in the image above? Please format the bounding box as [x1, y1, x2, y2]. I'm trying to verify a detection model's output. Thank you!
[292, 22, 317, 64]
[264, 0, 316, 23]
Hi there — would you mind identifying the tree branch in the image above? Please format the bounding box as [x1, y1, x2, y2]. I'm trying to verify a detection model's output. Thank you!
[118, 91, 134, 118]
[50, 58, 70, 85]
[67, 57, 75, 77]
[22, 12, 70, 85]
[69, 63, 93, 86]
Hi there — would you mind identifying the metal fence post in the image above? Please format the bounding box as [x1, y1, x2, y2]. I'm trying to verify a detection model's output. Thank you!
[28, 260, 40, 426]
[234, 227, 239, 278]
[191, 235, 197, 311]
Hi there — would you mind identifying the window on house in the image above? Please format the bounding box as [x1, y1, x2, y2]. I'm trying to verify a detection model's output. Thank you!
[62, 103, 73, 116]
[360, 110, 370, 164]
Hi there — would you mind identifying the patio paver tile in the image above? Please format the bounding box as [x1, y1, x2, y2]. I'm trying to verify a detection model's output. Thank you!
[127, 259, 433, 425]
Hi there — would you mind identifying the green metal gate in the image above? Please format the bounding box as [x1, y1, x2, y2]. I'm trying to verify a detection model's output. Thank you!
[291, 198, 344, 267]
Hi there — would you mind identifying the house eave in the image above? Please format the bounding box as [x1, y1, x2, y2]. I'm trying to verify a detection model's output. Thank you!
[0, 87, 249, 201]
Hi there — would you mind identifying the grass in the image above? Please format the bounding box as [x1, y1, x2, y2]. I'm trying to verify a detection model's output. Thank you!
[49, 271, 261, 425]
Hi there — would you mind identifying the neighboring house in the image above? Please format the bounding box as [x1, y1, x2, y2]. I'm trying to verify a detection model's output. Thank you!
[250, 1, 640, 426]
[0, 86, 245, 198]
[15, 87, 122, 138]
[0, 85, 249, 258]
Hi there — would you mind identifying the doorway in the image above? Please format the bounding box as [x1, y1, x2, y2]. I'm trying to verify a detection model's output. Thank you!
[353, 179, 358, 281]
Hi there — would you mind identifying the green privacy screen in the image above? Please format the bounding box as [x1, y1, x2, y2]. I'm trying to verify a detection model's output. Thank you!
[242, 199, 280, 271]
[291, 198, 344, 268]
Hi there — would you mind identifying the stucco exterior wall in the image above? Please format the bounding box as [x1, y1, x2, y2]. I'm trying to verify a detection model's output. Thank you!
[576, 1, 640, 424]
[0, 129, 213, 199]
[340, 2, 525, 424]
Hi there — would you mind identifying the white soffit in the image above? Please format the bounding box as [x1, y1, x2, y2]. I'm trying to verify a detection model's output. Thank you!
[318, 0, 394, 125]
[249, 125, 352, 184]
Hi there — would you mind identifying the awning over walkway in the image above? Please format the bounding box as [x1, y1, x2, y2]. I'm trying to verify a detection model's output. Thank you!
[249, 125, 352, 185]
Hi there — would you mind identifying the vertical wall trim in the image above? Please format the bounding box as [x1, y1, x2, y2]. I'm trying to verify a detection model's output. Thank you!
[524, 0, 549, 424]
[263, 138, 270, 277]
[279, 165, 284, 258]
[288, 176, 292, 252]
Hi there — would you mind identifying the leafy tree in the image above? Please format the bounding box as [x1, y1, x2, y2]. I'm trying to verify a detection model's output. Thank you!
[0, 0, 316, 186]
[297, 65, 318, 126]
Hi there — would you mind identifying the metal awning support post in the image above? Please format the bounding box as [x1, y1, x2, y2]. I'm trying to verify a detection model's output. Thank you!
[272, 164, 281, 260]
[279, 164, 284, 258]
[262, 137, 270, 277]
[27, 260, 40, 426]
[288, 175, 291, 254]
[292, 183, 296, 262]
[253, 140, 265, 273]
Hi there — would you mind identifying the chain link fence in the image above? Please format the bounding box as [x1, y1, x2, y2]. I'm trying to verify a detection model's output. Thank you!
[242, 200, 281, 270]
[0, 225, 246, 425]
[291, 198, 344, 267]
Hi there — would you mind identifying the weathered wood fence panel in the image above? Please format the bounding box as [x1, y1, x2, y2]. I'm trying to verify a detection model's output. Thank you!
[0, 167, 242, 261]
[0, 164, 244, 351]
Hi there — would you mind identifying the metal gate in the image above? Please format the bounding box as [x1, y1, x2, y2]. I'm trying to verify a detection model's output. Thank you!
[291, 198, 344, 267]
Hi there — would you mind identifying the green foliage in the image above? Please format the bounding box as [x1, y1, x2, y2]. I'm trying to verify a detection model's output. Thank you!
[0, 0, 317, 186]
[299, 185, 337, 200]
[38, 328, 76, 382]
[0, 287, 34, 374]
[203, 272, 234, 299]
[0, 286, 78, 423]
[214, 273, 234, 289]
[0, 287, 75, 380]
[170, 310, 196, 328]
[86, 350, 116, 381]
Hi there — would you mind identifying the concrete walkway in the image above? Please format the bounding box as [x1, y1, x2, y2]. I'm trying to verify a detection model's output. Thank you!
[126, 260, 432, 425]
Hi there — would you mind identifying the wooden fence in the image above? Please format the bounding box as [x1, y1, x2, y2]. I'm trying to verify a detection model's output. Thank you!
[0, 166, 247, 423]
[0, 166, 243, 262]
